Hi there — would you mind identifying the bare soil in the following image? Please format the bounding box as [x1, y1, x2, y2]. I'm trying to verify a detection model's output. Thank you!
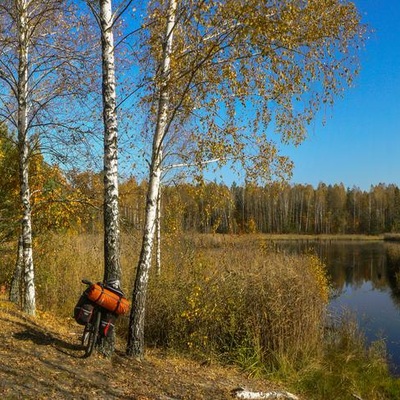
[0, 297, 287, 399]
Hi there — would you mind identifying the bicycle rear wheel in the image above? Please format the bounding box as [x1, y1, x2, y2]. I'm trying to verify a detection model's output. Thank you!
[82, 308, 101, 357]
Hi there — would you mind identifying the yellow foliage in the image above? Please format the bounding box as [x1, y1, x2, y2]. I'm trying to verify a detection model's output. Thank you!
[144, 0, 365, 183]
[307, 254, 330, 304]
[247, 218, 257, 234]
[30, 160, 98, 233]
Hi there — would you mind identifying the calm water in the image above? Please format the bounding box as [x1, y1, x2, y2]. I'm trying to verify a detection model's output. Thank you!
[274, 240, 400, 375]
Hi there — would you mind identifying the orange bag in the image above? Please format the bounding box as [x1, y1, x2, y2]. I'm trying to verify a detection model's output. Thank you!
[86, 283, 130, 315]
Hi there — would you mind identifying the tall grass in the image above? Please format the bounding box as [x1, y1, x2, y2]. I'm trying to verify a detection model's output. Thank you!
[4, 232, 399, 399]
[297, 317, 400, 400]
[145, 236, 329, 374]
[30, 233, 140, 316]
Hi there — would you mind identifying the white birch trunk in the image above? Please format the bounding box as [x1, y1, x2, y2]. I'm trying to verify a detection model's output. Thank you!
[87, 0, 122, 357]
[17, 0, 36, 316]
[100, 0, 121, 284]
[127, 0, 177, 358]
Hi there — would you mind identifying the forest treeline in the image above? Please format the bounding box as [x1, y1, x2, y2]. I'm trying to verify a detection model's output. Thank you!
[1, 127, 397, 239]
[121, 181, 400, 236]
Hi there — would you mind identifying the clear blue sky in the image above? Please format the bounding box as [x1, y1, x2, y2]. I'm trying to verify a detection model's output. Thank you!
[286, 0, 400, 190]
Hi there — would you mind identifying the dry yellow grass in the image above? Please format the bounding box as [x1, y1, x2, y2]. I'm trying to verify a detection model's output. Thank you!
[2, 232, 399, 399]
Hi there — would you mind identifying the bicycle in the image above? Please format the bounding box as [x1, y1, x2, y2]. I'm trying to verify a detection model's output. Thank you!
[80, 279, 102, 357]
[77, 278, 128, 357]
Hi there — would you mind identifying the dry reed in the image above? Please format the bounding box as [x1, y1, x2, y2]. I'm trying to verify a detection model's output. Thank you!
[25, 232, 328, 372]
[145, 235, 329, 371]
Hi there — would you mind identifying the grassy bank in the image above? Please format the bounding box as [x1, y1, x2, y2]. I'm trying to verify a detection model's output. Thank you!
[195, 233, 383, 244]
[2, 233, 400, 399]
[384, 233, 400, 242]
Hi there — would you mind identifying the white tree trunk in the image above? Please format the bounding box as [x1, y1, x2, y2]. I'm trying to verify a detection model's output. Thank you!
[85, 0, 122, 357]
[100, 0, 121, 284]
[127, 0, 177, 359]
[17, 0, 35, 316]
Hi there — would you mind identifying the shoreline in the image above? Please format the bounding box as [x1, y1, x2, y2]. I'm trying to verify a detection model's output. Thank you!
[198, 233, 384, 241]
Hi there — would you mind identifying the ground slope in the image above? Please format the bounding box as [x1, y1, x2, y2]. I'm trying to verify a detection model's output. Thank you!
[0, 298, 286, 399]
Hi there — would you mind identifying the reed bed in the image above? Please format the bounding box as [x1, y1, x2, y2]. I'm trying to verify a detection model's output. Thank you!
[145, 236, 329, 372]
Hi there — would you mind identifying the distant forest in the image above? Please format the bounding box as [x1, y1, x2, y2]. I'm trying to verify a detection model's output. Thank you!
[0, 134, 397, 237]
[1, 140, 398, 237]
[117, 180, 400, 236]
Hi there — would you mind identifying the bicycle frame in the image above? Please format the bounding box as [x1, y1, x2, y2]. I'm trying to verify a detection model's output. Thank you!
[81, 279, 101, 357]
[79, 278, 124, 357]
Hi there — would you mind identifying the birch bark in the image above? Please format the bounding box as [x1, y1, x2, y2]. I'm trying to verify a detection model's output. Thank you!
[17, 0, 36, 316]
[84, 0, 122, 357]
[127, 0, 177, 358]
[99, 0, 121, 284]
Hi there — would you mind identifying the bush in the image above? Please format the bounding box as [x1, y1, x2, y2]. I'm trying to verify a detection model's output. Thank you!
[145, 236, 329, 372]
[0, 243, 15, 286]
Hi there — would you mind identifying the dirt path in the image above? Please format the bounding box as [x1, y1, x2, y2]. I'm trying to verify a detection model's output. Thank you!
[0, 298, 284, 399]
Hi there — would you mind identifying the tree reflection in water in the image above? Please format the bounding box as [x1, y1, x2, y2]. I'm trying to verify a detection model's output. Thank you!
[275, 240, 400, 375]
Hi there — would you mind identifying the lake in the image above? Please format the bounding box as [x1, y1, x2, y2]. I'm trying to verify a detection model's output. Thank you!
[274, 239, 400, 375]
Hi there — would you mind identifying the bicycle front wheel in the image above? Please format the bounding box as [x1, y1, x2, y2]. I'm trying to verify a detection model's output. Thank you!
[82, 309, 101, 357]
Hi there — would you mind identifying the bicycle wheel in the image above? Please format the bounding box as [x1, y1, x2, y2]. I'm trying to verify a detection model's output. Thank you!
[82, 308, 101, 357]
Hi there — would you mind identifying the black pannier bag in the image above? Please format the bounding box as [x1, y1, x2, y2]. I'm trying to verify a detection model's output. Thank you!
[74, 293, 94, 325]
[99, 310, 117, 337]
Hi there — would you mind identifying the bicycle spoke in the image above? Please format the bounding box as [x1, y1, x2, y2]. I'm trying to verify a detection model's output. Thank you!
[82, 309, 101, 357]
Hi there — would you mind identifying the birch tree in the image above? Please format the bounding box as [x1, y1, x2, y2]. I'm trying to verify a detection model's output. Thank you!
[0, 0, 94, 315]
[17, 0, 34, 314]
[127, 0, 365, 358]
[85, 0, 137, 356]
[127, 0, 178, 358]
[86, 0, 129, 288]
[100, 0, 121, 287]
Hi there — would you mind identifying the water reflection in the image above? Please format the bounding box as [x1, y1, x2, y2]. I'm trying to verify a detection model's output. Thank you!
[386, 243, 400, 304]
[273, 240, 400, 375]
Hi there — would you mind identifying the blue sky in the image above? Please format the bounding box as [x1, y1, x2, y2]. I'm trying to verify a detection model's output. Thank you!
[286, 0, 400, 190]
[123, 1, 398, 189]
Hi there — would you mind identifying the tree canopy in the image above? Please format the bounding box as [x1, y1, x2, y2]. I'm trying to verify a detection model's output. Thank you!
[138, 0, 365, 183]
